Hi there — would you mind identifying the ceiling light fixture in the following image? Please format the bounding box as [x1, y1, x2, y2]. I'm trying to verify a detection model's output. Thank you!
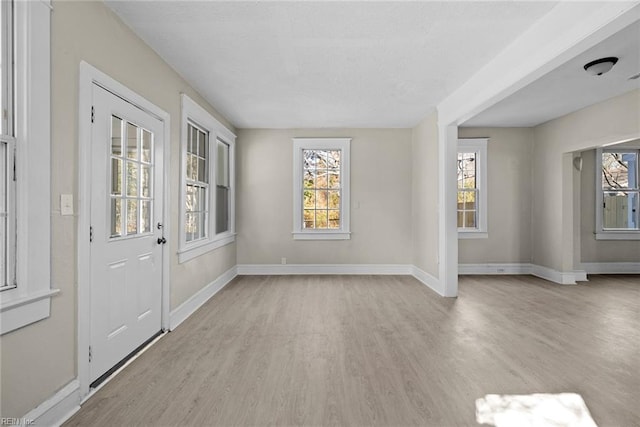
[583, 57, 618, 76]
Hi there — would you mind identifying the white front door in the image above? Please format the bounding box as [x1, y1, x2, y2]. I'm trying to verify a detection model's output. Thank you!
[89, 84, 164, 384]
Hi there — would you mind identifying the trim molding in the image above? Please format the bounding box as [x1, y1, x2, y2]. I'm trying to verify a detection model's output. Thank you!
[531, 264, 585, 285]
[411, 266, 444, 296]
[459, 263, 532, 275]
[169, 266, 238, 330]
[581, 262, 640, 274]
[77, 61, 172, 400]
[21, 380, 80, 427]
[236, 264, 413, 276]
[459, 263, 588, 284]
[236, 264, 445, 296]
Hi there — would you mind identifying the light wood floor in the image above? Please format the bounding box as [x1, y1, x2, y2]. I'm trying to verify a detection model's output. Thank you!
[65, 274, 640, 426]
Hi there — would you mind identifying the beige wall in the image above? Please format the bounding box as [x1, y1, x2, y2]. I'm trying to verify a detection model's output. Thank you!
[410, 113, 440, 276]
[532, 89, 640, 271]
[236, 128, 413, 265]
[458, 128, 534, 264]
[0, 1, 235, 417]
[580, 148, 640, 263]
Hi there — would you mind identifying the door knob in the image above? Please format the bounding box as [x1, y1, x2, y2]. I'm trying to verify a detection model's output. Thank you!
[157, 237, 166, 245]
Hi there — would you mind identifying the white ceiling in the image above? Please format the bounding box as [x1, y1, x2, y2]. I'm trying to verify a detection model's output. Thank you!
[463, 19, 640, 128]
[105, 1, 561, 129]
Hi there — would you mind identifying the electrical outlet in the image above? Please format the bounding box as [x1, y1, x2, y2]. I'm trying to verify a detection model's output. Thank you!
[281, 258, 287, 265]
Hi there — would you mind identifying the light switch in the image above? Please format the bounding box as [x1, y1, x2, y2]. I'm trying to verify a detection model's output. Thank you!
[61, 194, 74, 216]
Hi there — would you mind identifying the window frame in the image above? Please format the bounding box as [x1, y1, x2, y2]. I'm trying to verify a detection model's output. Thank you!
[184, 121, 210, 244]
[178, 94, 236, 263]
[457, 138, 488, 239]
[0, 0, 56, 335]
[595, 147, 640, 240]
[1, 0, 15, 292]
[292, 137, 351, 240]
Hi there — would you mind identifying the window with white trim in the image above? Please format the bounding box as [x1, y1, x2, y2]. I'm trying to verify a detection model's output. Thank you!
[457, 138, 487, 238]
[215, 139, 231, 234]
[1, 0, 15, 292]
[185, 123, 209, 243]
[595, 147, 640, 240]
[1, 0, 55, 335]
[179, 94, 236, 263]
[293, 138, 351, 240]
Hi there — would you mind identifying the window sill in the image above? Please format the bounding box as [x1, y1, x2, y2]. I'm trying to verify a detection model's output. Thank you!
[178, 233, 236, 263]
[293, 231, 351, 241]
[595, 232, 640, 241]
[458, 231, 488, 239]
[1, 288, 60, 335]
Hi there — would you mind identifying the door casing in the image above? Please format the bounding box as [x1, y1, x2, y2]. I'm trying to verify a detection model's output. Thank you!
[77, 61, 171, 400]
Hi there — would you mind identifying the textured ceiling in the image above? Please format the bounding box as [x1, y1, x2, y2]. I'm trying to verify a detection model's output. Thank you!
[464, 19, 640, 128]
[105, 1, 559, 128]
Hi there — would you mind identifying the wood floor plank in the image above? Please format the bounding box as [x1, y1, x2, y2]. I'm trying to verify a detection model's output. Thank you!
[65, 274, 640, 427]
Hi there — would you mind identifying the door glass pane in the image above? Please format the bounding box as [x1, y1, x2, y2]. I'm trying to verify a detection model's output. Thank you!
[111, 198, 122, 237]
[126, 161, 138, 197]
[111, 117, 122, 156]
[126, 122, 138, 160]
[141, 129, 152, 163]
[141, 165, 150, 198]
[127, 199, 138, 235]
[111, 158, 122, 195]
[141, 200, 151, 233]
[109, 118, 154, 239]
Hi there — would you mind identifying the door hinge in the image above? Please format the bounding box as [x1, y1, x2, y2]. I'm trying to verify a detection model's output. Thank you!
[89, 226, 93, 242]
[91, 106, 95, 123]
[89, 345, 92, 363]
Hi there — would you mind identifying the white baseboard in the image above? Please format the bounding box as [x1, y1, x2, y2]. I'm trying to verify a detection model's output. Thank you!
[531, 264, 587, 285]
[236, 264, 413, 275]
[411, 266, 444, 296]
[459, 263, 588, 285]
[581, 262, 640, 274]
[169, 266, 238, 330]
[459, 263, 533, 275]
[236, 263, 447, 296]
[21, 379, 80, 427]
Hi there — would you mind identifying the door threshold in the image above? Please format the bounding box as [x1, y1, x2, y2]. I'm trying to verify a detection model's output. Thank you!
[82, 330, 166, 404]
